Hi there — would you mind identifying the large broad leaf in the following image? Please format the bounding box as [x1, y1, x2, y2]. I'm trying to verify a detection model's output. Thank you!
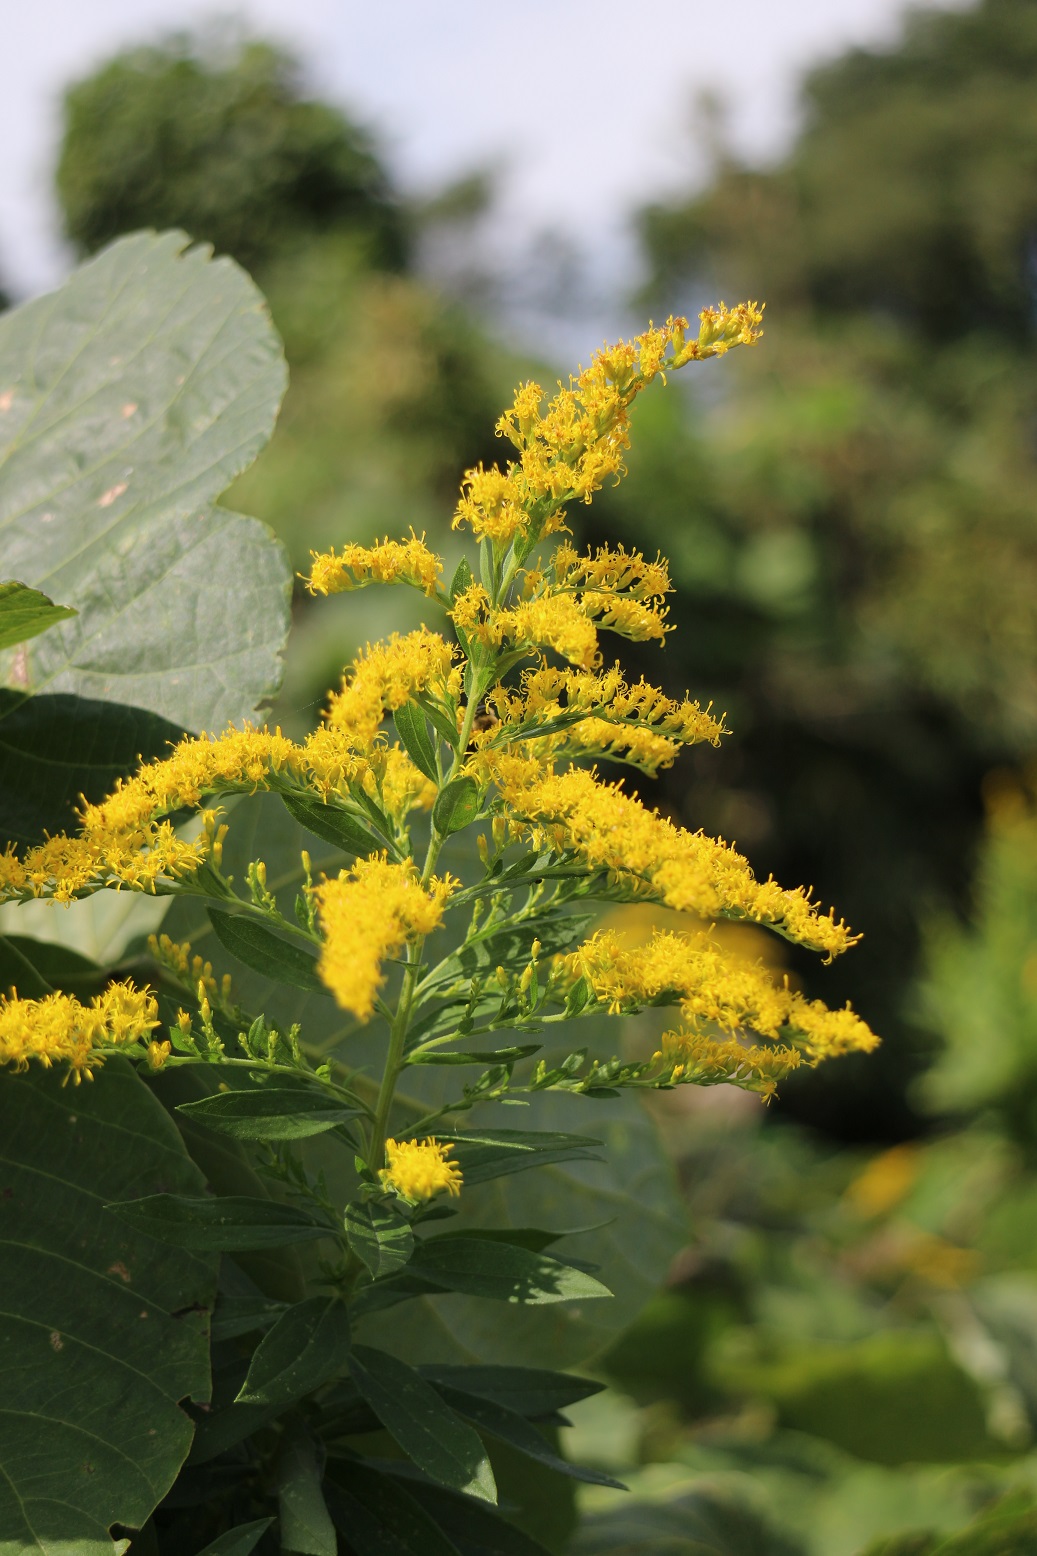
[0, 230, 291, 731]
[0, 688, 184, 846]
[0, 1059, 217, 1554]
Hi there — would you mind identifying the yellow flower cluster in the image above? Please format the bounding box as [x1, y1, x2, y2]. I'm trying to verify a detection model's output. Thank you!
[481, 663, 725, 776]
[454, 305, 763, 545]
[0, 980, 159, 1080]
[306, 533, 443, 599]
[559, 929, 878, 1062]
[314, 856, 455, 1019]
[325, 630, 459, 751]
[489, 760, 857, 959]
[652, 1029, 800, 1100]
[380, 1137, 463, 1202]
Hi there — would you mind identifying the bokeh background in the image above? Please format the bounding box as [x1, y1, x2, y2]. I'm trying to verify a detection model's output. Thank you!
[10, 1, 1037, 1550]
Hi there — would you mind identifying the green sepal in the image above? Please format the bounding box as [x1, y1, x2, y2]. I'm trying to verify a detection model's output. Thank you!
[433, 775, 481, 836]
[394, 701, 440, 782]
[345, 1200, 415, 1278]
[236, 1295, 352, 1408]
[207, 907, 325, 991]
[106, 1193, 333, 1250]
[177, 1085, 363, 1140]
[349, 1344, 497, 1503]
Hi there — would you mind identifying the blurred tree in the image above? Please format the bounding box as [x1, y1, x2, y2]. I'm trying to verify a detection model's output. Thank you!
[614, 0, 1037, 1140]
[56, 32, 407, 271]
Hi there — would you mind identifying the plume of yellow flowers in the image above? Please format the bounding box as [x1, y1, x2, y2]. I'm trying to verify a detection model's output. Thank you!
[0, 982, 159, 1081]
[315, 856, 456, 1020]
[306, 531, 443, 599]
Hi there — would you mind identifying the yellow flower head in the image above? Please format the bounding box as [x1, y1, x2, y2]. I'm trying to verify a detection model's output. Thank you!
[0, 980, 159, 1081]
[307, 533, 443, 598]
[314, 856, 455, 1020]
[380, 1137, 463, 1202]
[325, 631, 457, 751]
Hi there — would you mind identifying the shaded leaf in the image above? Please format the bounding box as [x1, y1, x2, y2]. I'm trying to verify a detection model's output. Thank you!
[0, 230, 290, 729]
[207, 908, 325, 992]
[402, 1480, 555, 1556]
[395, 701, 440, 783]
[275, 1423, 336, 1556]
[0, 1060, 215, 1554]
[107, 1193, 333, 1251]
[433, 1383, 625, 1488]
[0, 688, 184, 847]
[433, 776, 481, 836]
[209, 1293, 287, 1342]
[411, 1237, 611, 1305]
[281, 790, 384, 856]
[345, 1199, 415, 1278]
[236, 1295, 352, 1408]
[178, 1084, 361, 1140]
[195, 1520, 274, 1556]
[406, 1045, 542, 1068]
[327, 1462, 462, 1556]
[0, 931, 101, 998]
[445, 1129, 603, 1187]
[418, 1366, 604, 1420]
[0, 579, 75, 650]
[349, 1344, 496, 1502]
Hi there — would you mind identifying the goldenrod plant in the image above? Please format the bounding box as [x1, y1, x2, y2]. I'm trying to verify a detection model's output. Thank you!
[0, 241, 876, 1555]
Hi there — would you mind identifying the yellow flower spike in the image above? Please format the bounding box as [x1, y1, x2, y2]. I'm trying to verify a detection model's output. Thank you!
[314, 856, 456, 1020]
[324, 630, 457, 751]
[380, 1138, 463, 1202]
[0, 980, 159, 1081]
[306, 532, 444, 599]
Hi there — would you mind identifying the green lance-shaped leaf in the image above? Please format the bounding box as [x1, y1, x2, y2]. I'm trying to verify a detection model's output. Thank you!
[394, 701, 440, 782]
[0, 689, 185, 847]
[326, 1463, 465, 1556]
[445, 1128, 604, 1186]
[281, 790, 385, 856]
[210, 1293, 287, 1341]
[275, 1423, 337, 1556]
[0, 579, 75, 650]
[107, 1193, 334, 1251]
[433, 1382, 625, 1489]
[0, 230, 291, 730]
[345, 1199, 415, 1278]
[178, 1084, 362, 1141]
[418, 1365, 604, 1419]
[449, 557, 474, 603]
[349, 1344, 497, 1503]
[195, 1520, 274, 1556]
[0, 1060, 216, 1555]
[406, 1045, 542, 1067]
[207, 907, 325, 992]
[433, 775, 481, 836]
[411, 1236, 612, 1305]
[236, 1295, 352, 1409]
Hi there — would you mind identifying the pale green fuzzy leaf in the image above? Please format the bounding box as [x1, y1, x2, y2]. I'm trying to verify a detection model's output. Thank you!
[0, 230, 291, 730]
[0, 1059, 216, 1554]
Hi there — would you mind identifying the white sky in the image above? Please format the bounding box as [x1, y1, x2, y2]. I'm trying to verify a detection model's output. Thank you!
[2, 0, 963, 301]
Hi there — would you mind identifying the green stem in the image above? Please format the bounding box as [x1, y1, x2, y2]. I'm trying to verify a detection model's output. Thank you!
[364, 675, 489, 1172]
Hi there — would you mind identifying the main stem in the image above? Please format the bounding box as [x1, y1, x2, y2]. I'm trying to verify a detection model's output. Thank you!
[364, 677, 488, 1172]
